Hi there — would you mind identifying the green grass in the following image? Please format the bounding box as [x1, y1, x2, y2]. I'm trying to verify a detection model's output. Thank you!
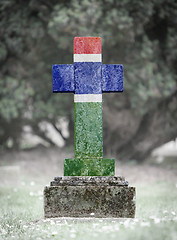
[0, 180, 177, 240]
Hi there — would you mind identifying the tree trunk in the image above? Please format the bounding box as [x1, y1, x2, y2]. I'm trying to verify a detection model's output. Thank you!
[103, 90, 177, 161]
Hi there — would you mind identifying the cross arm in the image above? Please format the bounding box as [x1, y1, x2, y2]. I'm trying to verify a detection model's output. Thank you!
[53, 64, 74, 93]
[102, 64, 123, 92]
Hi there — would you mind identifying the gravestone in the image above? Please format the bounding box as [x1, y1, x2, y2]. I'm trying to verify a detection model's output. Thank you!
[44, 37, 136, 218]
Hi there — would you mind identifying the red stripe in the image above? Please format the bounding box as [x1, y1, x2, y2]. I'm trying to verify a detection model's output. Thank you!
[74, 37, 101, 54]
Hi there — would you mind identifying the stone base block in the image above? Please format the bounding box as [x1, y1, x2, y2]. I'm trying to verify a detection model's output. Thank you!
[44, 177, 136, 218]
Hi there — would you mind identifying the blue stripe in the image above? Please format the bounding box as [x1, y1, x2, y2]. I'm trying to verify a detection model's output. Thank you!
[102, 64, 123, 92]
[74, 62, 102, 94]
[53, 63, 123, 94]
[53, 64, 74, 92]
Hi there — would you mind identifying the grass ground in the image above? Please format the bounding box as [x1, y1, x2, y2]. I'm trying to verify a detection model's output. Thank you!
[0, 147, 177, 240]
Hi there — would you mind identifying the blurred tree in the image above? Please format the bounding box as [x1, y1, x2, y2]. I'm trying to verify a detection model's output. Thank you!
[0, 0, 176, 161]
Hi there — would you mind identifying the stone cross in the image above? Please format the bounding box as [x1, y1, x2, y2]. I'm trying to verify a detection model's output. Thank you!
[53, 37, 123, 176]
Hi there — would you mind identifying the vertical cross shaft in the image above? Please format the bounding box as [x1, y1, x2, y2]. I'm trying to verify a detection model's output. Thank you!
[74, 37, 103, 159]
[53, 37, 123, 176]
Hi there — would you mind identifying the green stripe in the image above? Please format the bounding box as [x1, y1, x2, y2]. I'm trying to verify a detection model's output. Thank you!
[64, 158, 115, 176]
[74, 102, 103, 159]
[64, 101, 115, 176]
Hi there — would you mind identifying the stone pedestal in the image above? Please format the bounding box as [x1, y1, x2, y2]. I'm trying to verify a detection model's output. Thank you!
[44, 176, 136, 218]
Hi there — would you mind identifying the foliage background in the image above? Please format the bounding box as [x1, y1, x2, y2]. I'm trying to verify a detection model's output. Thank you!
[0, 0, 177, 161]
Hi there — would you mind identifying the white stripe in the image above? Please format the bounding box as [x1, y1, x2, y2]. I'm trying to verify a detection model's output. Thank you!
[74, 54, 102, 62]
[74, 94, 102, 102]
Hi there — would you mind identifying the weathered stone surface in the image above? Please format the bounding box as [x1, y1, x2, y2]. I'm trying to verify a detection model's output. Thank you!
[47, 37, 135, 219]
[74, 102, 103, 159]
[44, 176, 136, 218]
[64, 158, 115, 176]
[51, 176, 128, 186]
[53, 37, 124, 176]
